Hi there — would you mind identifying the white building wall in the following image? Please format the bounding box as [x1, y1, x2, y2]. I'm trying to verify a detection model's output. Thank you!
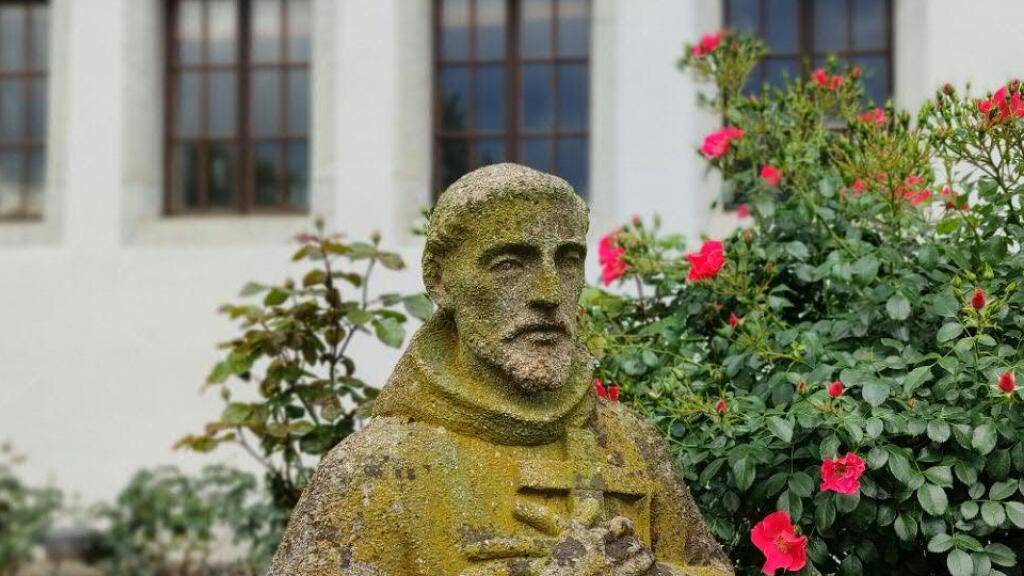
[0, 0, 1021, 502]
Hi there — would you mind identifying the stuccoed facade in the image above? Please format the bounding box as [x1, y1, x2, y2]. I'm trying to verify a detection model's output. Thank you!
[0, 0, 1022, 504]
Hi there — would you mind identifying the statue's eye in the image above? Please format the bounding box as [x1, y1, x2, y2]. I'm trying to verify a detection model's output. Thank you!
[490, 258, 521, 273]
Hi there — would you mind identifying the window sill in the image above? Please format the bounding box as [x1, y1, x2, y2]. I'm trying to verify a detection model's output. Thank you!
[127, 213, 321, 247]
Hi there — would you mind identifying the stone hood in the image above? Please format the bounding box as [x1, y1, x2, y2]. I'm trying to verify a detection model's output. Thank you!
[371, 314, 597, 446]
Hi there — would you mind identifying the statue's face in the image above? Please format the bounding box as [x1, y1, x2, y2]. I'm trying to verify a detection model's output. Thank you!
[438, 195, 587, 394]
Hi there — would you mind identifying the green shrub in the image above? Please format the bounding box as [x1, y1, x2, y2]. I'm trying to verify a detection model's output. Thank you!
[583, 31, 1024, 575]
[0, 443, 61, 576]
[178, 223, 431, 512]
[92, 465, 283, 576]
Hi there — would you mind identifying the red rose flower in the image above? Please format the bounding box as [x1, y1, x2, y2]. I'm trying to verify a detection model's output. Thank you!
[729, 312, 741, 329]
[820, 452, 866, 495]
[691, 31, 723, 57]
[999, 370, 1016, 394]
[858, 107, 887, 126]
[594, 379, 620, 402]
[700, 127, 745, 158]
[737, 203, 750, 218]
[811, 68, 842, 90]
[827, 380, 844, 398]
[598, 232, 628, 286]
[760, 165, 782, 187]
[715, 399, 729, 413]
[972, 289, 986, 311]
[686, 240, 726, 281]
[751, 511, 808, 575]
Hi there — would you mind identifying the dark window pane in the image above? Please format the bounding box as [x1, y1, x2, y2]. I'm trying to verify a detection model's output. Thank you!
[287, 141, 309, 209]
[439, 66, 470, 131]
[440, 0, 470, 60]
[27, 148, 43, 215]
[208, 0, 238, 64]
[0, 7, 25, 71]
[439, 138, 469, 190]
[557, 0, 589, 57]
[253, 142, 282, 206]
[474, 65, 504, 130]
[253, 0, 283, 62]
[0, 151, 20, 216]
[30, 5, 48, 69]
[557, 64, 587, 130]
[852, 0, 886, 50]
[177, 0, 203, 64]
[207, 143, 237, 207]
[209, 71, 237, 137]
[288, 70, 309, 134]
[764, 0, 798, 53]
[814, 0, 849, 53]
[852, 55, 888, 104]
[474, 138, 504, 167]
[251, 70, 281, 136]
[522, 64, 553, 131]
[170, 143, 200, 209]
[29, 78, 46, 140]
[288, 0, 311, 62]
[727, 0, 759, 35]
[0, 80, 24, 141]
[521, 0, 552, 58]
[476, 0, 506, 60]
[522, 138, 552, 172]
[763, 58, 799, 90]
[177, 72, 201, 137]
[556, 137, 587, 197]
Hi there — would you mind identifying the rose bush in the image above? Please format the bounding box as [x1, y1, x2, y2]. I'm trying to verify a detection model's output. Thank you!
[582, 31, 1024, 575]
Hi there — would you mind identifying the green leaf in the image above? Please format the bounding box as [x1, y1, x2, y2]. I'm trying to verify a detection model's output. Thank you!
[927, 420, 950, 443]
[928, 533, 954, 553]
[990, 480, 1019, 500]
[402, 293, 435, 321]
[767, 417, 794, 443]
[1004, 501, 1024, 528]
[221, 403, 253, 425]
[886, 294, 911, 320]
[936, 217, 960, 235]
[946, 550, 973, 576]
[888, 451, 916, 486]
[931, 293, 960, 317]
[786, 241, 810, 260]
[985, 543, 1016, 567]
[862, 380, 890, 407]
[923, 466, 953, 488]
[815, 499, 836, 531]
[894, 513, 917, 541]
[788, 472, 814, 497]
[346, 309, 373, 326]
[960, 501, 979, 520]
[239, 282, 266, 297]
[917, 484, 948, 516]
[981, 501, 1005, 527]
[373, 317, 406, 349]
[937, 322, 964, 343]
[731, 457, 756, 492]
[972, 423, 998, 455]
[264, 287, 290, 307]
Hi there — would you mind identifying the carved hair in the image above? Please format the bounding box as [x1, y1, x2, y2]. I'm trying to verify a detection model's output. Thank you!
[422, 163, 589, 305]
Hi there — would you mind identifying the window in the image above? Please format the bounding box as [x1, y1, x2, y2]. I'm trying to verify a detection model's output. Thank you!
[0, 1, 48, 220]
[725, 0, 892, 103]
[166, 0, 311, 214]
[434, 0, 590, 198]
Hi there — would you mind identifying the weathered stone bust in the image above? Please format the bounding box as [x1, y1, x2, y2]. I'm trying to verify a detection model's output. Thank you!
[269, 164, 733, 576]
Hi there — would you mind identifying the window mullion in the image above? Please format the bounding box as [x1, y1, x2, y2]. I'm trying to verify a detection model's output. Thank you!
[506, 0, 518, 164]
[240, 0, 252, 212]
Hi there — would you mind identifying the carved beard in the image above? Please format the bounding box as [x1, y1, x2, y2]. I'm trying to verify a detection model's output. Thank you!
[461, 326, 575, 394]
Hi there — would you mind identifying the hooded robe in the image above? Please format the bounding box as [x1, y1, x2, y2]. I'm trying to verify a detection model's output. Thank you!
[269, 316, 734, 575]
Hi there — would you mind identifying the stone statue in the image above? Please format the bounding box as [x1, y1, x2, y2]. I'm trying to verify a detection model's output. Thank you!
[269, 164, 734, 576]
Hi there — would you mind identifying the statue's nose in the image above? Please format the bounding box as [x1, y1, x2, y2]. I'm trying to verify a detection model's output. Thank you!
[529, 261, 561, 308]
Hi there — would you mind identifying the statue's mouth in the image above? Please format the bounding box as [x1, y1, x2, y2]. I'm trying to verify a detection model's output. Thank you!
[507, 322, 569, 342]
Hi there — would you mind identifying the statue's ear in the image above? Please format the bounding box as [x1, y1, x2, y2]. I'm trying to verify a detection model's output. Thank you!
[423, 256, 448, 311]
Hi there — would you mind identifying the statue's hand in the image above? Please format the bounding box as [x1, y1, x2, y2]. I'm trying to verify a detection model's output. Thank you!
[537, 516, 655, 576]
